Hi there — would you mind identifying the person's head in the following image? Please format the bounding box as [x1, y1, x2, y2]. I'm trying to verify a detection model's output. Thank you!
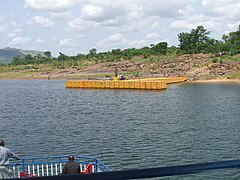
[68, 155, 75, 161]
[0, 139, 5, 147]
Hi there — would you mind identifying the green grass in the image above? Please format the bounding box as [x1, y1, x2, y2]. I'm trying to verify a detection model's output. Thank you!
[0, 64, 54, 79]
[0, 71, 39, 79]
[211, 58, 218, 63]
[219, 55, 240, 62]
[226, 72, 240, 79]
[63, 73, 114, 80]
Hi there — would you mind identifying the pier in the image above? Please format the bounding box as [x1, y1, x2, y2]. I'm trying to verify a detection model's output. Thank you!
[66, 77, 187, 90]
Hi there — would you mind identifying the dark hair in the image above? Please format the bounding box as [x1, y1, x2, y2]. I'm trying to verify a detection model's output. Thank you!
[68, 155, 75, 161]
[0, 139, 5, 147]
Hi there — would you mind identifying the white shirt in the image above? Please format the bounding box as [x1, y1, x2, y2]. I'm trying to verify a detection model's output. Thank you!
[0, 146, 17, 165]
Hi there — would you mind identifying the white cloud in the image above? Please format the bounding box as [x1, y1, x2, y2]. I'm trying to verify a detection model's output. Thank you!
[129, 39, 148, 48]
[50, 11, 72, 20]
[32, 16, 54, 28]
[178, 5, 193, 15]
[36, 38, 44, 43]
[7, 33, 17, 38]
[81, 5, 103, 21]
[96, 34, 128, 47]
[5, 22, 22, 38]
[145, 33, 160, 40]
[68, 18, 95, 31]
[12, 28, 22, 34]
[59, 38, 77, 47]
[24, 0, 80, 12]
[11, 21, 19, 27]
[202, 0, 240, 20]
[9, 36, 31, 46]
[124, 11, 145, 32]
[0, 17, 6, 32]
[9, 22, 22, 33]
[144, 0, 194, 18]
[77, 0, 137, 30]
[80, 3, 126, 23]
[101, 17, 124, 27]
[129, 33, 161, 48]
[226, 22, 240, 33]
[151, 22, 160, 29]
[0, 16, 4, 22]
[1, 0, 239, 56]
[170, 15, 219, 32]
[170, 20, 190, 30]
[0, 26, 4, 32]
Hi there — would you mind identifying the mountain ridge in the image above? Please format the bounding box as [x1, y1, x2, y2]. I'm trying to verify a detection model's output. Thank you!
[0, 47, 47, 64]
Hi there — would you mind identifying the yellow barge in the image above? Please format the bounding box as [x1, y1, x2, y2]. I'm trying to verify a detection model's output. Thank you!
[66, 77, 187, 90]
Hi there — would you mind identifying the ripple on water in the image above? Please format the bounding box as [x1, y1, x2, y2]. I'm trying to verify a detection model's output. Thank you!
[0, 81, 240, 178]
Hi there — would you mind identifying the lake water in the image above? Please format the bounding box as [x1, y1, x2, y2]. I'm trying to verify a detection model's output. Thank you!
[0, 80, 240, 179]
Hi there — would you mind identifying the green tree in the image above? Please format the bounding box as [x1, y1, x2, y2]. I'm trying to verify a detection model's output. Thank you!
[140, 46, 153, 58]
[44, 51, 52, 59]
[112, 49, 122, 56]
[58, 52, 68, 61]
[222, 25, 240, 54]
[89, 48, 97, 56]
[111, 49, 122, 60]
[152, 42, 168, 55]
[24, 54, 33, 61]
[178, 25, 215, 54]
[11, 56, 26, 65]
[167, 46, 178, 55]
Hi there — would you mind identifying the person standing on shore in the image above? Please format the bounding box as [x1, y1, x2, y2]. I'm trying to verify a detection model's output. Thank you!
[0, 139, 20, 178]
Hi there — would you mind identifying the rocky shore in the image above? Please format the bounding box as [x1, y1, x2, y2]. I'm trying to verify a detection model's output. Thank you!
[0, 53, 240, 82]
[45, 53, 240, 81]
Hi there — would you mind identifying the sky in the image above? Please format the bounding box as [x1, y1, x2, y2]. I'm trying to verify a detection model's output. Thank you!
[0, 0, 239, 57]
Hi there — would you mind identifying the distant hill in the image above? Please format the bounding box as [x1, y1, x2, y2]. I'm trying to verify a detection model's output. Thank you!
[0, 47, 47, 65]
[0, 48, 25, 64]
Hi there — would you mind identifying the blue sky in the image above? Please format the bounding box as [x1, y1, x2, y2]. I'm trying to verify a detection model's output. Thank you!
[0, 0, 239, 57]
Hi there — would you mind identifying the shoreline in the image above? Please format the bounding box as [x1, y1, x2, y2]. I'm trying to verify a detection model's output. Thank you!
[189, 79, 240, 83]
[1, 77, 240, 84]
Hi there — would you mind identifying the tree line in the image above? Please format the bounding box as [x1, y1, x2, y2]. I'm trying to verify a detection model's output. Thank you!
[10, 25, 240, 66]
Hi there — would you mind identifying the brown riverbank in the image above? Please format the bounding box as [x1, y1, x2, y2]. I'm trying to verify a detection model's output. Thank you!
[1, 53, 240, 81]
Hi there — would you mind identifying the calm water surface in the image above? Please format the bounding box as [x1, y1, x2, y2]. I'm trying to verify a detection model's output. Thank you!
[0, 80, 240, 179]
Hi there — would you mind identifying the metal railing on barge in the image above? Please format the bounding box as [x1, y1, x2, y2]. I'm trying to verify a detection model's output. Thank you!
[6, 155, 111, 178]
[5, 158, 240, 179]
